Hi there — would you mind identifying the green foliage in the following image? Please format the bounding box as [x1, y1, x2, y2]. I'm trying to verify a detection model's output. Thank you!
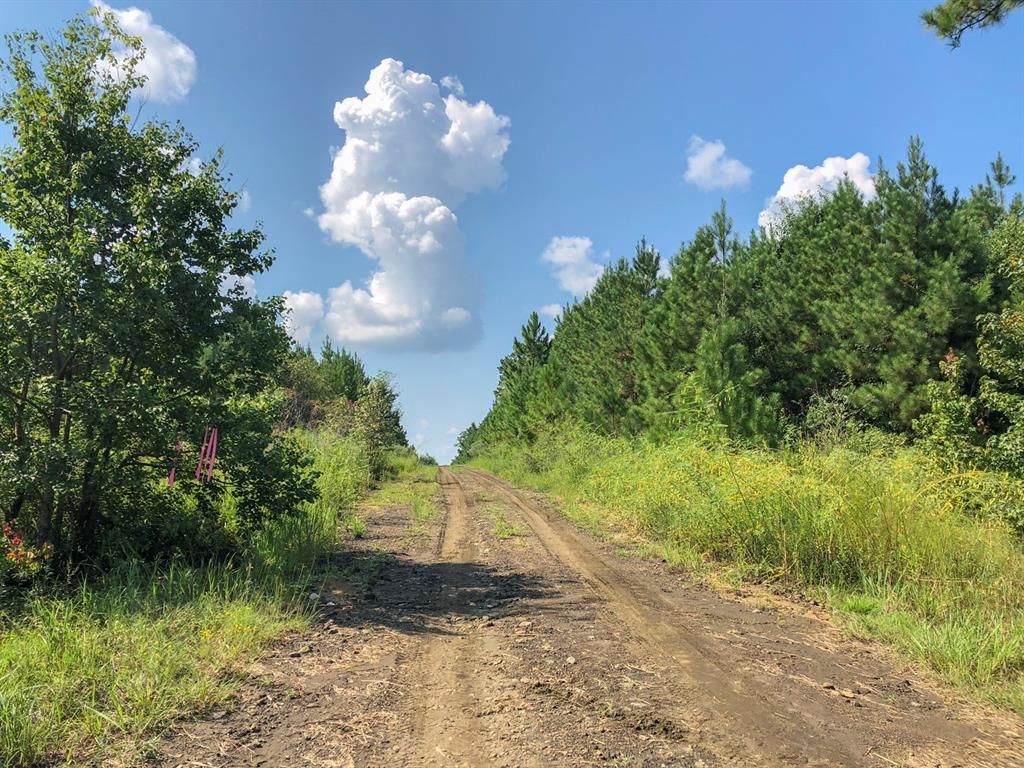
[922, 0, 1023, 47]
[916, 215, 1024, 486]
[636, 208, 732, 411]
[274, 342, 407, 482]
[0, 14, 313, 564]
[977, 215, 1024, 469]
[319, 340, 368, 403]
[548, 240, 659, 435]
[647, 321, 783, 446]
[278, 340, 369, 428]
[0, 430, 381, 766]
[454, 421, 481, 464]
[497, 311, 551, 391]
[352, 374, 408, 481]
[463, 139, 1017, 466]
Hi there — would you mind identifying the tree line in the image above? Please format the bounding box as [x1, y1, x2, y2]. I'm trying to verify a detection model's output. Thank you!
[458, 140, 1023, 480]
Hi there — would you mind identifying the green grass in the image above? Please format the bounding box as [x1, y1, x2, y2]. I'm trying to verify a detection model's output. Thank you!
[363, 456, 441, 527]
[0, 560, 303, 766]
[469, 426, 1024, 715]
[488, 505, 527, 540]
[0, 430, 377, 767]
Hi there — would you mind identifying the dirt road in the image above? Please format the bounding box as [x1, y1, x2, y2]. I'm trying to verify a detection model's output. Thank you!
[156, 467, 1023, 768]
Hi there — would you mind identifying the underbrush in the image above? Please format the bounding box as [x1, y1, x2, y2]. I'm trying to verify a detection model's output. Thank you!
[0, 431, 376, 767]
[469, 426, 1024, 715]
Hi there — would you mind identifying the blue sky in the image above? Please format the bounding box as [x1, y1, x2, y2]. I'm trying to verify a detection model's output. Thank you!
[2, 1, 1022, 462]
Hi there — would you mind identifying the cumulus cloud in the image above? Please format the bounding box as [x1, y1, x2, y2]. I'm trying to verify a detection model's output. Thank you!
[684, 135, 752, 191]
[282, 291, 325, 345]
[758, 152, 876, 230]
[310, 58, 510, 350]
[91, 1, 197, 103]
[538, 303, 562, 318]
[440, 75, 465, 97]
[541, 236, 605, 295]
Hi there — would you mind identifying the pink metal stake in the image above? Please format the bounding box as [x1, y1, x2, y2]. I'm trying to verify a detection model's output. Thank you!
[205, 427, 219, 483]
[167, 440, 183, 488]
[195, 426, 211, 481]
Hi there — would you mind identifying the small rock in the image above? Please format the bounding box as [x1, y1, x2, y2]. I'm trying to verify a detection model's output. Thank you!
[566, 656, 577, 665]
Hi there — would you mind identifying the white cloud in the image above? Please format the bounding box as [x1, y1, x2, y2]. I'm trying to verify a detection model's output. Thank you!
[440, 75, 465, 97]
[758, 152, 876, 230]
[446, 426, 459, 436]
[684, 135, 752, 191]
[413, 432, 425, 447]
[92, 1, 197, 103]
[311, 58, 510, 350]
[282, 290, 325, 345]
[538, 303, 562, 318]
[541, 236, 604, 296]
[237, 189, 251, 214]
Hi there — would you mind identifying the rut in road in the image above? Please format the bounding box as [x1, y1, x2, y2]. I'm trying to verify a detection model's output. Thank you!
[399, 468, 531, 767]
[156, 465, 1024, 768]
[458, 467, 1024, 768]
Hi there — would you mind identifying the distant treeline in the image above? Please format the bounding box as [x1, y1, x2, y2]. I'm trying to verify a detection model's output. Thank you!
[459, 139, 1023, 477]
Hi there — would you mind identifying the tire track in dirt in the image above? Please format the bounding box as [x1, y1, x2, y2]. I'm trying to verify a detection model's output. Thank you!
[462, 467, 1020, 768]
[400, 467, 509, 767]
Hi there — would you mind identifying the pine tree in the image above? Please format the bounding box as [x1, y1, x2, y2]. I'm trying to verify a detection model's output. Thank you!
[497, 312, 551, 393]
[319, 340, 369, 402]
[636, 217, 731, 417]
[546, 241, 660, 434]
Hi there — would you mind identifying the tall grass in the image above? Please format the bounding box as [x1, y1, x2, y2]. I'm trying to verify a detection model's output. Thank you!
[471, 426, 1024, 714]
[0, 431, 374, 767]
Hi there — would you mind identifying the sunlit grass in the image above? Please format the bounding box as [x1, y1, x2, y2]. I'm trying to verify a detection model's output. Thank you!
[364, 457, 440, 525]
[0, 430, 377, 767]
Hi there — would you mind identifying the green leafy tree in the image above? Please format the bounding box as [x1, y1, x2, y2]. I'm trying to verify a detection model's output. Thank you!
[352, 374, 407, 480]
[278, 346, 330, 427]
[918, 215, 1024, 471]
[739, 139, 992, 430]
[0, 13, 313, 561]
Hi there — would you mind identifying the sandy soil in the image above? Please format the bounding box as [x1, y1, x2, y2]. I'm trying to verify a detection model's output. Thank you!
[153, 467, 1024, 768]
